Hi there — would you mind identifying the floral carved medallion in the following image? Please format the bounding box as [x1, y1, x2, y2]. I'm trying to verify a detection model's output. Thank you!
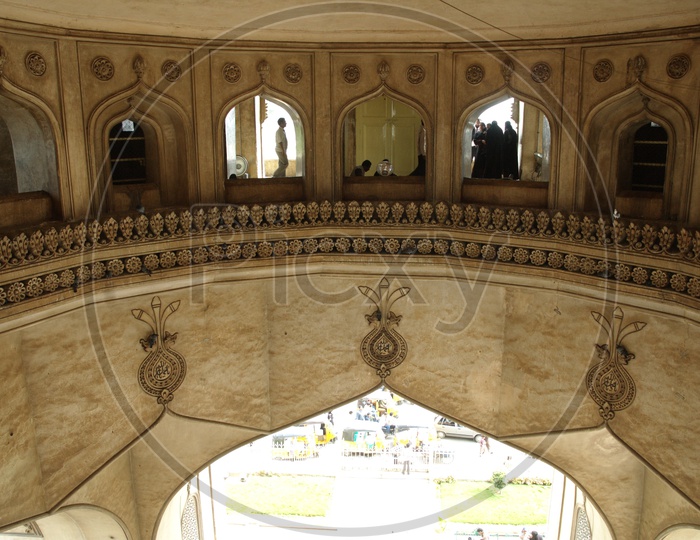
[91, 56, 114, 81]
[25, 52, 46, 77]
[593, 59, 614, 82]
[358, 278, 410, 380]
[531, 62, 551, 83]
[406, 64, 425, 84]
[465, 64, 484, 85]
[342, 64, 360, 84]
[222, 62, 242, 83]
[586, 307, 646, 420]
[162, 60, 181, 82]
[284, 63, 302, 83]
[667, 54, 691, 79]
[132, 296, 186, 405]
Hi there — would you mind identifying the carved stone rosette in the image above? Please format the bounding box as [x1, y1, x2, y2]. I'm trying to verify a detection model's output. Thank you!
[667, 54, 690, 79]
[25, 52, 46, 77]
[342, 64, 360, 84]
[92, 56, 114, 81]
[593, 59, 614, 82]
[132, 296, 186, 405]
[161, 60, 181, 82]
[465, 64, 484, 85]
[284, 63, 302, 84]
[586, 307, 646, 420]
[531, 62, 551, 83]
[223, 62, 242, 83]
[358, 278, 410, 380]
[406, 64, 425, 84]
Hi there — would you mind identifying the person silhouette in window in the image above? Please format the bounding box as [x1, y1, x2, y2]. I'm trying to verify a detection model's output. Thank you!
[273, 118, 288, 177]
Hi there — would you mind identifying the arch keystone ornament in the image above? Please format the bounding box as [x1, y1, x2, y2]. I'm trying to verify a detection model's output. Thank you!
[358, 278, 410, 381]
[132, 296, 186, 405]
[586, 307, 646, 421]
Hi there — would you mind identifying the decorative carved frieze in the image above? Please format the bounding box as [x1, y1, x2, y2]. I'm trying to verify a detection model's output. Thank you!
[465, 64, 484, 85]
[161, 60, 181, 82]
[25, 52, 46, 77]
[587, 307, 646, 420]
[283, 63, 302, 84]
[132, 296, 186, 405]
[593, 59, 614, 82]
[91, 56, 114, 81]
[667, 54, 690, 79]
[359, 278, 410, 380]
[1, 203, 700, 310]
[406, 64, 425, 84]
[223, 62, 242, 83]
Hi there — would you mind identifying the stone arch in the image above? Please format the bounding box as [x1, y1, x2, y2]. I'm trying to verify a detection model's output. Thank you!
[215, 86, 310, 201]
[658, 524, 700, 540]
[336, 87, 431, 200]
[88, 83, 196, 216]
[0, 79, 65, 224]
[579, 83, 693, 222]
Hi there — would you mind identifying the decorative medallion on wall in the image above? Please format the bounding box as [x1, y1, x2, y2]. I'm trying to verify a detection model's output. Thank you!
[222, 62, 242, 83]
[0, 46, 7, 77]
[501, 57, 515, 85]
[161, 60, 181, 82]
[342, 64, 361, 84]
[91, 56, 114, 81]
[358, 278, 410, 380]
[586, 307, 646, 420]
[667, 54, 691, 79]
[25, 52, 46, 77]
[377, 60, 390, 82]
[465, 64, 484, 85]
[530, 62, 551, 83]
[627, 54, 647, 82]
[406, 64, 425, 84]
[593, 59, 614, 82]
[284, 63, 303, 84]
[257, 60, 270, 83]
[132, 296, 186, 405]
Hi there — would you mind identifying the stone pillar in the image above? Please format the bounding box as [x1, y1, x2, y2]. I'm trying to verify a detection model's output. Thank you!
[237, 99, 258, 178]
[520, 103, 541, 181]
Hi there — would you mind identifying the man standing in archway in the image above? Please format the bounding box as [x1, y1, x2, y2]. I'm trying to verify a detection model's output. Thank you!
[273, 117, 288, 177]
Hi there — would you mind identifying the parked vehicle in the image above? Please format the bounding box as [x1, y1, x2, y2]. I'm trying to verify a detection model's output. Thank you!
[271, 426, 318, 460]
[297, 420, 336, 446]
[341, 420, 388, 455]
[434, 416, 482, 441]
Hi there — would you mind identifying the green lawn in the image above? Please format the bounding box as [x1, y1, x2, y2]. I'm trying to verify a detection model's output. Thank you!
[226, 474, 335, 517]
[437, 481, 551, 525]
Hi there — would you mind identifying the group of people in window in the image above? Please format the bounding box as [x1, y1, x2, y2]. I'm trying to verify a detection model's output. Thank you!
[471, 118, 519, 180]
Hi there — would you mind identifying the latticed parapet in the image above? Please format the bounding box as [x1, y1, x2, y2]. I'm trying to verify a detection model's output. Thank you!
[0, 200, 699, 313]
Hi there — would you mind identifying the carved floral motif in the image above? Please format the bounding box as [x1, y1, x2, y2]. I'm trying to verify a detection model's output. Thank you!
[223, 62, 242, 83]
[593, 60, 614, 82]
[587, 308, 646, 420]
[162, 60, 182, 82]
[406, 64, 425, 84]
[284, 63, 302, 84]
[359, 278, 410, 380]
[667, 54, 691, 79]
[91, 56, 114, 81]
[531, 62, 551, 83]
[25, 52, 46, 77]
[465, 64, 484, 85]
[342, 64, 360, 84]
[132, 296, 186, 405]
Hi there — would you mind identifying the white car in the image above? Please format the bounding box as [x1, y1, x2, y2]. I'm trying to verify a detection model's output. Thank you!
[434, 416, 482, 441]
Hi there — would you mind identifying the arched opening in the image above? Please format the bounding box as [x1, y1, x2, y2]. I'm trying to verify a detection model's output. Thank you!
[223, 94, 305, 204]
[461, 96, 551, 208]
[463, 96, 551, 183]
[155, 392, 611, 540]
[0, 92, 58, 228]
[0, 506, 129, 539]
[341, 94, 426, 201]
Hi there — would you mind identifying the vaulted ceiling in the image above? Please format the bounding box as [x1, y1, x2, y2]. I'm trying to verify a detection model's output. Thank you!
[1, 0, 698, 43]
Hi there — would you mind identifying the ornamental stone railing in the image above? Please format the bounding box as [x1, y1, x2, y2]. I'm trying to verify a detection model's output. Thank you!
[0, 200, 699, 310]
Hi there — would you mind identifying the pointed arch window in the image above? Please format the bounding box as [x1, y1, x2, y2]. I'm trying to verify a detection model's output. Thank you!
[630, 122, 667, 192]
[108, 121, 147, 185]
